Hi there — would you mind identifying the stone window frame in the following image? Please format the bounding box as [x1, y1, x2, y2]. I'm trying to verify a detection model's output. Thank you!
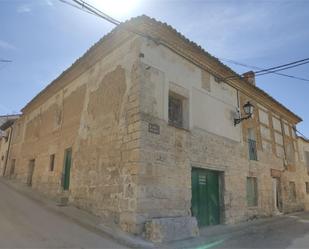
[168, 83, 190, 130]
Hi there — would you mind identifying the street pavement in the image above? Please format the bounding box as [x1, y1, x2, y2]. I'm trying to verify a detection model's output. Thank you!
[1, 176, 309, 249]
[214, 212, 309, 249]
[166, 212, 309, 249]
[0, 179, 127, 249]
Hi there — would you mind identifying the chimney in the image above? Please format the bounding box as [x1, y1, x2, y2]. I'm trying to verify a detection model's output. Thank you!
[242, 71, 255, 86]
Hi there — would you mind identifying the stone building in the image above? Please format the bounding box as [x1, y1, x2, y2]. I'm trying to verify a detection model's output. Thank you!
[297, 136, 309, 210]
[0, 115, 20, 176]
[4, 16, 308, 242]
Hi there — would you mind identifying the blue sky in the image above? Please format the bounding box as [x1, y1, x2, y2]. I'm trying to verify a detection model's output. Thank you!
[0, 0, 308, 137]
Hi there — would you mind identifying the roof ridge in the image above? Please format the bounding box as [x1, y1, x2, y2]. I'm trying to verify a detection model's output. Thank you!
[20, 14, 302, 122]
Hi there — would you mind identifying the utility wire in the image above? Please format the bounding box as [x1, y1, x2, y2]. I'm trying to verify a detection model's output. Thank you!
[220, 58, 309, 82]
[71, 0, 121, 25]
[59, 0, 99, 16]
[254, 58, 309, 74]
[59, 0, 160, 45]
[255, 60, 309, 76]
[224, 58, 309, 80]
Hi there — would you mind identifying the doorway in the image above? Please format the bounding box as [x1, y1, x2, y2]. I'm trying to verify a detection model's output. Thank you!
[62, 148, 72, 190]
[191, 167, 221, 227]
[27, 159, 35, 186]
[272, 177, 282, 214]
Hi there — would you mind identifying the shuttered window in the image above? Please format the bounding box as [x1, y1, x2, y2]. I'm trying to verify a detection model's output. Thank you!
[247, 177, 258, 207]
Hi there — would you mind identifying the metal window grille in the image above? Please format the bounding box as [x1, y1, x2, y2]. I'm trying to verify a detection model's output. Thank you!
[248, 139, 258, 161]
[168, 95, 183, 128]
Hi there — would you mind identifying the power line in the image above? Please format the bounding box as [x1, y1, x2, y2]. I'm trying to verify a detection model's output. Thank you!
[255, 60, 309, 76]
[224, 58, 309, 80]
[254, 58, 309, 74]
[58, 0, 99, 16]
[59, 0, 160, 45]
[220, 58, 309, 82]
[71, 0, 120, 25]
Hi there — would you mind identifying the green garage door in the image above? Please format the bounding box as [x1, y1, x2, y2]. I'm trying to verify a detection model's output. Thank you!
[191, 168, 220, 226]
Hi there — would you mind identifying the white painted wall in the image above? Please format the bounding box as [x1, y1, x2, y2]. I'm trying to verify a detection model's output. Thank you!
[141, 39, 241, 142]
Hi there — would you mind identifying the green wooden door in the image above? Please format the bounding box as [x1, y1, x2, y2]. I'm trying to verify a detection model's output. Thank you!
[63, 148, 72, 190]
[207, 170, 220, 225]
[191, 168, 220, 226]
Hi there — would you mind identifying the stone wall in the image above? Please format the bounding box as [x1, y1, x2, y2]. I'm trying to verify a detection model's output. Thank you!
[133, 36, 307, 238]
[7, 34, 144, 233]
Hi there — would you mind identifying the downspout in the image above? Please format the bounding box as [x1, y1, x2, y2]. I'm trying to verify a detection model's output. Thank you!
[2, 126, 13, 177]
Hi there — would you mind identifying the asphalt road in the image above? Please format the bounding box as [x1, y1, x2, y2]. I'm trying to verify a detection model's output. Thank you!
[215, 212, 309, 249]
[188, 212, 309, 249]
[0, 179, 127, 249]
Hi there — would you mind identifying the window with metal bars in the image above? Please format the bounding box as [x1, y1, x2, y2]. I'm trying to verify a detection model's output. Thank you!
[248, 128, 257, 161]
[168, 94, 183, 128]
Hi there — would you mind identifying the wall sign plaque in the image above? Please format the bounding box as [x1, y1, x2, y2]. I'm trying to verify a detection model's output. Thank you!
[148, 123, 160, 135]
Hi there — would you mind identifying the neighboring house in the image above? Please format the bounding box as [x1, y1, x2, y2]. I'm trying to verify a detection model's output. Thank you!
[4, 16, 308, 242]
[0, 115, 20, 177]
[297, 136, 309, 210]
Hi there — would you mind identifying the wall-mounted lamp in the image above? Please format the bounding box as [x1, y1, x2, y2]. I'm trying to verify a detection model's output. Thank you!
[234, 101, 254, 126]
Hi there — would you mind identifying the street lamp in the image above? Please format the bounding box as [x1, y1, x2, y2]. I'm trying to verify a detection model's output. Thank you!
[234, 101, 254, 126]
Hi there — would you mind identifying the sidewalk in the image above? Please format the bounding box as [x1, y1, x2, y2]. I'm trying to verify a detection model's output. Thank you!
[0, 178, 155, 249]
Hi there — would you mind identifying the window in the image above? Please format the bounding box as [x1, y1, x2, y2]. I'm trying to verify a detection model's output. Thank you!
[62, 148, 72, 190]
[248, 128, 257, 161]
[247, 177, 258, 207]
[286, 142, 295, 165]
[168, 93, 184, 128]
[49, 154, 55, 172]
[306, 182, 309, 194]
[289, 181, 296, 201]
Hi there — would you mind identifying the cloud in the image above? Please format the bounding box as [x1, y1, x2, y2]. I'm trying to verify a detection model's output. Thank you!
[17, 5, 32, 13]
[45, 0, 54, 6]
[0, 40, 15, 50]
